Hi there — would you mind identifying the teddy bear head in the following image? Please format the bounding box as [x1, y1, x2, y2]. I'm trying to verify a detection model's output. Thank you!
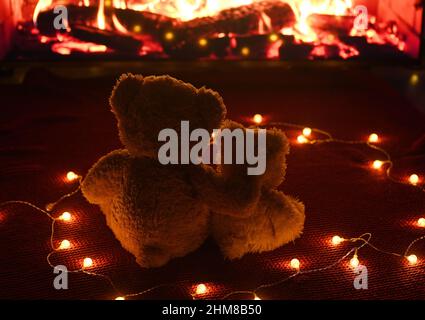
[109, 74, 227, 158]
[218, 123, 289, 190]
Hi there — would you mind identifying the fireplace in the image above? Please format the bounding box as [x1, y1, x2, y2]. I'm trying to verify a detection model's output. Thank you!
[0, 0, 424, 62]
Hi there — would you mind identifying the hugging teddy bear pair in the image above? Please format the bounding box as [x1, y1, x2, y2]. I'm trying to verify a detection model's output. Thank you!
[81, 74, 305, 268]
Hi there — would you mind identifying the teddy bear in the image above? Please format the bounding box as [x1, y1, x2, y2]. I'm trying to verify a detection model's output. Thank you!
[206, 121, 306, 259]
[81, 73, 305, 268]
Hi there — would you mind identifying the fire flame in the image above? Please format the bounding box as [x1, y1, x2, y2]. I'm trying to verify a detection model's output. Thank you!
[287, 0, 352, 42]
[112, 14, 129, 33]
[31, 0, 407, 59]
[127, 0, 254, 21]
[32, 0, 356, 30]
[97, 0, 106, 30]
[33, 0, 53, 25]
[32, 0, 357, 34]
[123, 0, 353, 23]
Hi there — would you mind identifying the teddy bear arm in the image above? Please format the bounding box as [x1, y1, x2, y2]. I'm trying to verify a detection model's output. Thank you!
[81, 149, 131, 205]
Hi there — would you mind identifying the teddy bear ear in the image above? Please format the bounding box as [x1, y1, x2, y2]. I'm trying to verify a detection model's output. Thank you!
[259, 128, 290, 188]
[194, 87, 227, 133]
[265, 128, 290, 158]
[110, 73, 144, 116]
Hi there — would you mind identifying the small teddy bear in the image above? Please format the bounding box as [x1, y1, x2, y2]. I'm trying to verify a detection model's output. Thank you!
[208, 121, 305, 259]
[81, 74, 305, 268]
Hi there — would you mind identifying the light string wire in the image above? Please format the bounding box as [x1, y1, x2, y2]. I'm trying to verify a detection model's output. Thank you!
[0, 121, 424, 300]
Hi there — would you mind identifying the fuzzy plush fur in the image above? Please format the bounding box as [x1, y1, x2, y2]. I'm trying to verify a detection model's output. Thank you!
[81, 74, 305, 268]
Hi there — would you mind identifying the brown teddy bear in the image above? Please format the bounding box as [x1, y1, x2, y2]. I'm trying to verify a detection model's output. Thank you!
[207, 121, 305, 259]
[81, 74, 305, 268]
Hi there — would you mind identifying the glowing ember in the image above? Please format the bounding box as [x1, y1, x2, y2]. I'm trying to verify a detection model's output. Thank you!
[51, 35, 109, 55]
[112, 14, 129, 34]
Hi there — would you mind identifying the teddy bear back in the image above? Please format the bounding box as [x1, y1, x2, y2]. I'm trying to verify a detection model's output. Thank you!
[82, 151, 211, 268]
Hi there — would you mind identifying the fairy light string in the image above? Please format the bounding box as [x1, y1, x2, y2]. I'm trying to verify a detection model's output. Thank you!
[0, 119, 424, 300]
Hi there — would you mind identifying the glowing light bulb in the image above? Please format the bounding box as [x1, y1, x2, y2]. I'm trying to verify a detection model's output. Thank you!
[297, 135, 308, 144]
[164, 32, 174, 41]
[368, 133, 379, 143]
[417, 218, 425, 228]
[406, 254, 418, 265]
[290, 258, 300, 270]
[59, 212, 72, 221]
[241, 47, 250, 56]
[198, 38, 208, 47]
[350, 255, 359, 268]
[66, 171, 79, 182]
[115, 296, 125, 300]
[253, 114, 263, 124]
[372, 160, 383, 170]
[59, 240, 71, 250]
[409, 74, 419, 86]
[302, 127, 312, 137]
[331, 235, 344, 246]
[269, 34, 279, 42]
[254, 295, 261, 300]
[195, 284, 208, 295]
[409, 174, 420, 185]
[83, 257, 93, 268]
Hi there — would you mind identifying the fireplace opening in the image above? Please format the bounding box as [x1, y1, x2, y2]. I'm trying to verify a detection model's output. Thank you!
[0, 0, 423, 61]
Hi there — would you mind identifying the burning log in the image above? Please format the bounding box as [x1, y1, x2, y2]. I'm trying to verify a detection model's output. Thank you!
[161, 1, 295, 58]
[279, 35, 314, 60]
[36, 1, 295, 45]
[162, 36, 231, 59]
[175, 1, 296, 41]
[342, 36, 409, 61]
[309, 44, 340, 59]
[36, 5, 175, 38]
[71, 25, 143, 54]
[307, 14, 355, 36]
[115, 9, 175, 38]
